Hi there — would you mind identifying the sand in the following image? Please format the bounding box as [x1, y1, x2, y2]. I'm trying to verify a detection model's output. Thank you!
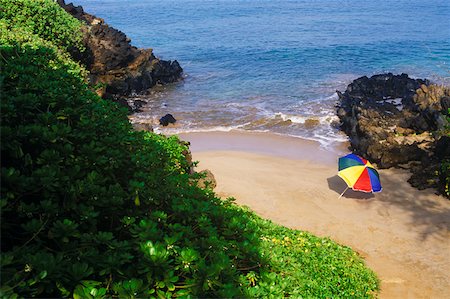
[179, 131, 450, 299]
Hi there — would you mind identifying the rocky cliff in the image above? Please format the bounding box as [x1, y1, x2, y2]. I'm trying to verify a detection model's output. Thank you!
[337, 73, 450, 194]
[57, 1, 182, 97]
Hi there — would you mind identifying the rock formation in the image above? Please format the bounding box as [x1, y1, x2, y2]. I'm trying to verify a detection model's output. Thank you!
[337, 73, 450, 193]
[196, 170, 217, 190]
[132, 122, 154, 132]
[159, 114, 177, 126]
[178, 141, 217, 189]
[56, 2, 219, 191]
[57, 1, 182, 97]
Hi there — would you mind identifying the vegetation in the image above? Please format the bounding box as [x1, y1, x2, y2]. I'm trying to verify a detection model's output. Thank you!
[242, 212, 378, 298]
[441, 160, 450, 197]
[0, 0, 379, 297]
[0, 0, 84, 52]
[439, 108, 450, 197]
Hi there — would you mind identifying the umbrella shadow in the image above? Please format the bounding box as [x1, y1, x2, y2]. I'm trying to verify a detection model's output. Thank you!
[327, 175, 374, 200]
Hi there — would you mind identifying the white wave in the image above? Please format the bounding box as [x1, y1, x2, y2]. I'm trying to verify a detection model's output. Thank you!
[153, 121, 348, 150]
[249, 129, 349, 150]
[273, 112, 339, 125]
[311, 132, 349, 150]
[274, 112, 308, 124]
[308, 93, 339, 104]
[131, 90, 347, 150]
[155, 123, 252, 135]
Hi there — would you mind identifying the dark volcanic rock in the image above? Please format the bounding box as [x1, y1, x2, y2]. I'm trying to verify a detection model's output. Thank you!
[441, 96, 450, 112]
[407, 160, 440, 190]
[342, 73, 425, 103]
[57, 0, 183, 96]
[103, 95, 144, 113]
[159, 114, 177, 126]
[435, 136, 450, 159]
[109, 97, 132, 112]
[128, 99, 146, 113]
[337, 73, 450, 194]
[336, 73, 449, 168]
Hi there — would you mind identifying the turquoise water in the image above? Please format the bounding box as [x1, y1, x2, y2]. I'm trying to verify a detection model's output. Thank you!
[75, 0, 450, 146]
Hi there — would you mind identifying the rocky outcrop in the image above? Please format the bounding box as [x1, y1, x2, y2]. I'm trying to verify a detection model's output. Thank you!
[57, 1, 182, 97]
[337, 73, 450, 193]
[178, 141, 217, 190]
[159, 114, 177, 126]
[132, 122, 154, 132]
[196, 170, 217, 190]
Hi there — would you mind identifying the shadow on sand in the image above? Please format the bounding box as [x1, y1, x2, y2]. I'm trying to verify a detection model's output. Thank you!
[327, 175, 374, 200]
[328, 171, 450, 241]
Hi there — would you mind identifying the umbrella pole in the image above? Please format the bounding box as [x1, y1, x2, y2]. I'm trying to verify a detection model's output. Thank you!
[338, 186, 349, 199]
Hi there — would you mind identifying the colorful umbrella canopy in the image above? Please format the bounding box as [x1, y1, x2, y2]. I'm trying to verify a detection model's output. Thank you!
[338, 153, 382, 194]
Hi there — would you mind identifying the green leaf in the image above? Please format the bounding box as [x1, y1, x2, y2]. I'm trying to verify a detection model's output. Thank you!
[39, 270, 47, 279]
[73, 284, 92, 299]
[134, 193, 140, 206]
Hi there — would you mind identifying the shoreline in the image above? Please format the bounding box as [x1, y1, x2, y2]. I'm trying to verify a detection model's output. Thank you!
[179, 130, 450, 299]
[179, 130, 349, 166]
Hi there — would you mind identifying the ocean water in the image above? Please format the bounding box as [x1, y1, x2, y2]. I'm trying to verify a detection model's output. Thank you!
[74, 0, 450, 147]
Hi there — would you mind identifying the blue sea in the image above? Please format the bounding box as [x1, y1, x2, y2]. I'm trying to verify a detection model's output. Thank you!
[74, 0, 450, 147]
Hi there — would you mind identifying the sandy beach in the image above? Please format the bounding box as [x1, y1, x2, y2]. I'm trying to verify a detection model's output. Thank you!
[180, 131, 450, 299]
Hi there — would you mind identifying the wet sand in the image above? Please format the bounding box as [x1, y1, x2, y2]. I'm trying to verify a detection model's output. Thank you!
[179, 131, 450, 299]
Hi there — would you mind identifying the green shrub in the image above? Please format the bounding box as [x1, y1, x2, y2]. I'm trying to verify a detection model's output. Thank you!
[0, 0, 83, 52]
[246, 213, 379, 298]
[438, 109, 450, 198]
[0, 37, 379, 299]
[0, 36, 262, 298]
[440, 159, 450, 197]
[0, 19, 89, 81]
[0, 1, 379, 297]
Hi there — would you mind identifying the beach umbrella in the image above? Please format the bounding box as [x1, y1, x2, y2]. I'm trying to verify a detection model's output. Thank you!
[337, 153, 382, 198]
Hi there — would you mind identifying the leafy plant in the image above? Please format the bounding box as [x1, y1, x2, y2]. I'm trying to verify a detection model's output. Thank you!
[245, 211, 379, 298]
[0, 1, 379, 297]
[0, 0, 84, 52]
[437, 108, 450, 197]
[0, 31, 262, 298]
[440, 160, 450, 197]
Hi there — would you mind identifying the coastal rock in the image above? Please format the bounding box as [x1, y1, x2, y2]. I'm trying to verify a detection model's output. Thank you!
[159, 114, 177, 126]
[435, 136, 450, 159]
[408, 161, 440, 190]
[105, 96, 145, 113]
[179, 140, 194, 175]
[128, 99, 146, 113]
[110, 97, 133, 112]
[304, 118, 320, 128]
[132, 123, 154, 132]
[196, 169, 217, 190]
[176, 140, 216, 189]
[337, 73, 450, 194]
[57, 1, 183, 97]
[441, 96, 450, 112]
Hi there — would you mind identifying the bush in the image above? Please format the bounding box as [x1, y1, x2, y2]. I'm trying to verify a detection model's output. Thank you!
[0, 35, 263, 298]
[438, 109, 450, 198]
[440, 160, 450, 197]
[0, 1, 379, 297]
[0, 0, 83, 52]
[246, 213, 379, 298]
